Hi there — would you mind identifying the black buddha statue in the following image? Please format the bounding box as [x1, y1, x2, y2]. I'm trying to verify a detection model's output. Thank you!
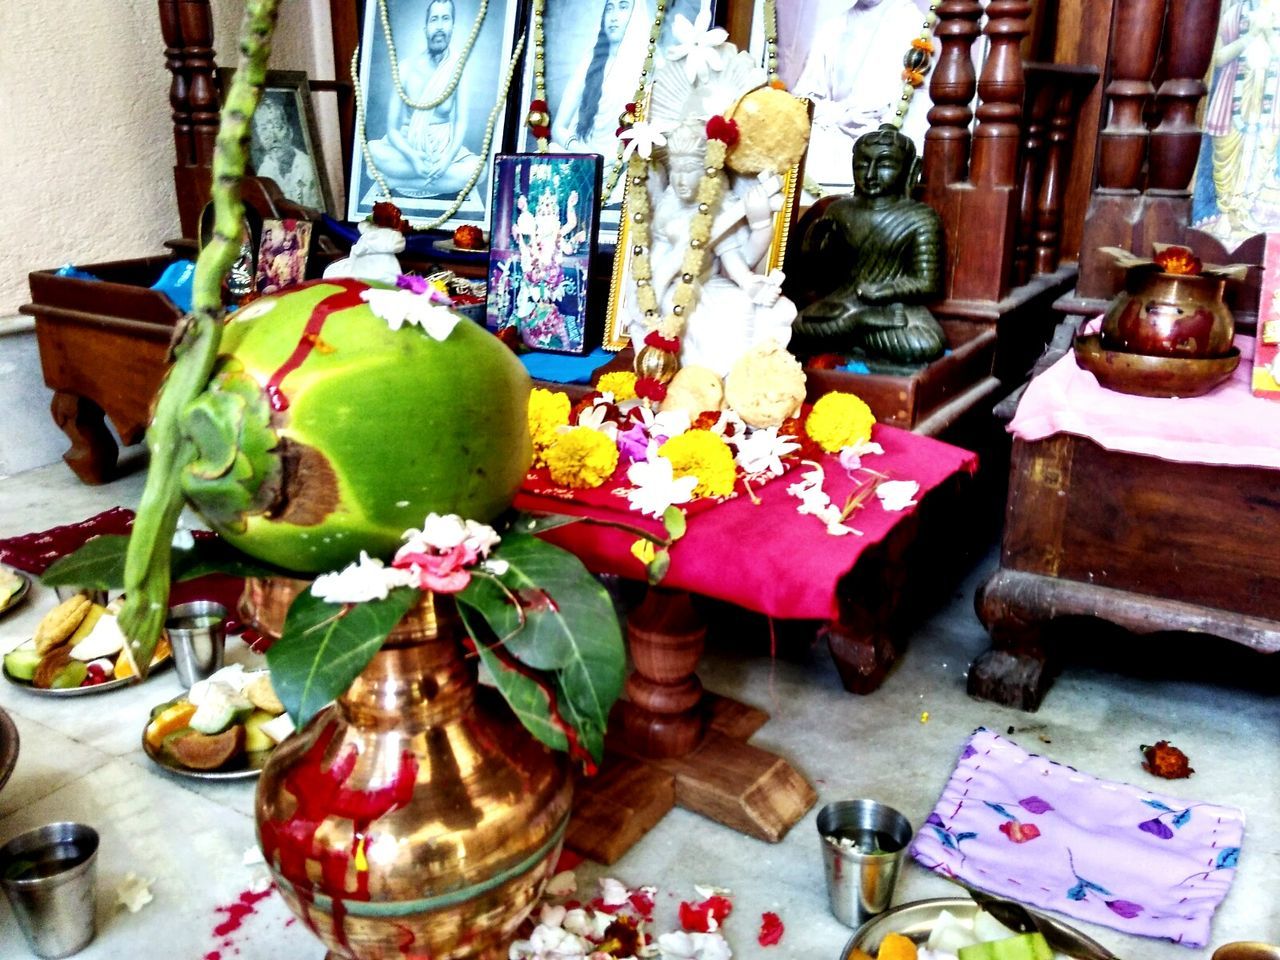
[788, 125, 947, 365]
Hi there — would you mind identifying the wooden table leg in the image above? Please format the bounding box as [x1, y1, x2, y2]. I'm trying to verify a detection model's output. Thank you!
[566, 588, 817, 864]
[51, 391, 119, 485]
[970, 568, 1056, 710]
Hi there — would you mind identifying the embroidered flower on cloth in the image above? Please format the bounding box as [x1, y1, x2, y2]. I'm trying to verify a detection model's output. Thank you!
[360, 288, 460, 340]
[621, 118, 675, 163]
[667, 4, 729, 83]
[311, 551, 415, 603]
[627, 456, 699, 518]
[876, 480, 920, 512]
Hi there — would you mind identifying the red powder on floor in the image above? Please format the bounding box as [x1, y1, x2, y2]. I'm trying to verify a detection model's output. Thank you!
[213, 885, 277, 937]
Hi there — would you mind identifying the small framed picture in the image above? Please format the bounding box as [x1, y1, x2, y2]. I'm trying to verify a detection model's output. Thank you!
[487, 154, 603, 354]
[225, 69, 333, 214]
[605, 152, 806, 350]
[513, 0, 717, 243]
[256, 219, 313, 295]
[347, 0, 521, 232]
[1253, 234, 1280, 400]
[776, 0, 934, 192]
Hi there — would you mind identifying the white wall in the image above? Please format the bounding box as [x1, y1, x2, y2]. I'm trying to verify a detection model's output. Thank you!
[0, 0, 333, 476]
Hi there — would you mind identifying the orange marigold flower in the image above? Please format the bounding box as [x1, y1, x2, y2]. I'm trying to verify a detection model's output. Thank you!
[1142, 740, 1195, 779]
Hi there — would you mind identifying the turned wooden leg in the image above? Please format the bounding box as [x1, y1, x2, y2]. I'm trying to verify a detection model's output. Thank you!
[50, 391, 119, 484]
[619, 588, 707, 759]
[970, 569, 1056, 710]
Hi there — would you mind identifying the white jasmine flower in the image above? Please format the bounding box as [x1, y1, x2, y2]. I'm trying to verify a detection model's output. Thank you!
[838, 440, 885, 473]
[401, 514, 501, 558]
[657, 930, 732, 960]
[876, 480, 920, 512]
[509, 922, 591, 960]
[667, 5, 729, 83]
[627, 456, 698, 518]
[599, 876, 631, 906]
[116, 873, 154, 913]
[576, 404, 619, 440]
[709, 410, 744, 438]
[361, 288, 460, 340]
[731, 427, 799, 478]
[311, 551, 414, 603]
[563, 907, 612, 940]
[620, 118, 674, 163]
[539, 904, 568, 928]
[632, 404, 691, 440]
[787, 462, 858, 536]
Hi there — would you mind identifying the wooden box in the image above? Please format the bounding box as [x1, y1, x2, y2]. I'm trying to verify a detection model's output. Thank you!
[21, 256, 182, 484]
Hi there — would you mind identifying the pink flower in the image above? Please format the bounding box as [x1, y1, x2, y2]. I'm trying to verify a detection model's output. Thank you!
[392, 543, 476, 594]
[998, 820, 1041, 843]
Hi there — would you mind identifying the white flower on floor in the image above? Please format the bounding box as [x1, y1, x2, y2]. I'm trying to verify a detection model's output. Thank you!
[667, 4, 728, 82]
[599, 876, 631, 906]
[115, 873, 154, 913]
[876, 480, 920, 512]
[360, 288, 460, 340]
[311, 551, 415, 603]
[563, 907, 613, 940]
[508, 923, 592, 960]
[657, 930, 732, 960]
[730, 427, 799, 478]
[620, 119, 675, 163]
[544, 870, 577, 898]
[627, 456, 699, 518]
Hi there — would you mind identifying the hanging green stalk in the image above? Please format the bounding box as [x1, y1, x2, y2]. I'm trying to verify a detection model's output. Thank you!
[118, 0, 282, 674]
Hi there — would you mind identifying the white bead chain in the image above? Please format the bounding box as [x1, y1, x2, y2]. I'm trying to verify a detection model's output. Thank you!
[378, 0, 490, 112]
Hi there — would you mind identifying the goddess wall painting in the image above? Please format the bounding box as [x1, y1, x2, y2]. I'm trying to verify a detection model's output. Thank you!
[1192, 0, 1280, 247]
[486, 154, 603, 354]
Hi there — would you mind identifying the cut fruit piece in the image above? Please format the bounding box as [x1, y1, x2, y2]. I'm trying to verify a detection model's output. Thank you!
[189, 682, 253, 735]
[145, 701, 199, 749]
[244, 710, 277, 752]
[34, 594, 91, 654]
[66, 604, 107, 649]
[69, 612, 124, 661]
[3, 648, 41, 682]
[33, 648, 73, 689]
[166, 725, 246, 770]
[259, 712, 295, 745]
[245, 672, 283, 714]
[51, 661, 89, 690]
[876, 932, 918, 960]
[115, 633, 172, 680]
[956, 932, 1053, 960]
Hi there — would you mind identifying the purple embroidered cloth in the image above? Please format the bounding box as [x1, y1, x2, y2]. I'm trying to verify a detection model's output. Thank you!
[910, 729, 1244, 948]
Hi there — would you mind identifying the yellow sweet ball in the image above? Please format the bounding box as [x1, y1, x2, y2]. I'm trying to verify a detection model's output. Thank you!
[805, 392, 876, 453]
[726, 87, 811, 176]
[545, 426, 620, 489]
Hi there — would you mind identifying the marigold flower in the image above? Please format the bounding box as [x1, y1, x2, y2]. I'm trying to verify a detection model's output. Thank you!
[805, 392, 876, 453]
[659, 429, 736, 498]
[596, 371, 638, 402]
[545, 426, 620, 489]
[528, 388, 571, 463]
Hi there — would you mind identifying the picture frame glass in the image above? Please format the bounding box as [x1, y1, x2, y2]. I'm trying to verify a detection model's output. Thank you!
[487, 154, 604, 355]
[348, 0, 521, 232]
[514, 0, 717, 243]
[256, 219, 313, 295]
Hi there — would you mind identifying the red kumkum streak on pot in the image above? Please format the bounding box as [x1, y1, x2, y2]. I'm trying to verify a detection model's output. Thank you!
[264, 279, 368, 412]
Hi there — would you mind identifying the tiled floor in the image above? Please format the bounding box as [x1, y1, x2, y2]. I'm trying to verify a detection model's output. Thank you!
[0, 461, 1275, 958]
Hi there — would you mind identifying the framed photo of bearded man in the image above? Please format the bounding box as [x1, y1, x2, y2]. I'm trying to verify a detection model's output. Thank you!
[515, 0, 716, 243]
[347, 0, 521, 231]
[776, 0, 935, 191]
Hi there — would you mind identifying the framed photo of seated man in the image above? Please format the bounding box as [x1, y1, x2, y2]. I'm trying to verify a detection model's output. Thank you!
[347, 0, 521, 232]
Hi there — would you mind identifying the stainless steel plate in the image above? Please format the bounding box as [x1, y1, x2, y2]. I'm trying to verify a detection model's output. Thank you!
[842, 897, 1115, 959]
[2, 647, 172, 697]
[0, 572, 30, 619]
[140, 697, 271, 781]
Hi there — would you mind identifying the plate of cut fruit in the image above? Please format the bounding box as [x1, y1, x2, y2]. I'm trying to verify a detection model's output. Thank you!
[142, 664, 294, 780]
[0, 568, 29, 619]
[842, 898, 1116, 960]
[2, 594, 172, 695]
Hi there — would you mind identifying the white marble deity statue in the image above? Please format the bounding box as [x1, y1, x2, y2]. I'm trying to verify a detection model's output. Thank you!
[624, 47, 798, 381]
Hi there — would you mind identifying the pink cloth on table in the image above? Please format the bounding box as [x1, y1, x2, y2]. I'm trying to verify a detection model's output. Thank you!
[1009, 335, 1280, 469]
[515, 423, 977, 621]
[0, 508, 246, 628]
[911, 729, 1244, 948]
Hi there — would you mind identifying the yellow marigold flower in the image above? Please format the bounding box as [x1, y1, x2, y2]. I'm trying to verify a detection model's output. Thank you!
[805, 392, 876, 453]
[528, 388, 571, 460]
[545, 426, 620, 489]
[659, 429, 736, 498]
[596, 371, 638, 402]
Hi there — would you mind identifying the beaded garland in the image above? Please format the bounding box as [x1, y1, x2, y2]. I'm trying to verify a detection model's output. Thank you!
[892, 4, 941, 129]
[378, 0, 489, 111]
[524, 0, 671, 205]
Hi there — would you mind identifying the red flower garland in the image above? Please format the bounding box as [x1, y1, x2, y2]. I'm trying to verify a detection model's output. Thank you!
[635, 377, 668, 403]
[644, 331, 681, 353]
[706, 115, 740, 148]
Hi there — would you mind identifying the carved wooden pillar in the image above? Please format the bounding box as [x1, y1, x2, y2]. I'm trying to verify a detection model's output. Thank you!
[178, 0, 219, 166]
[1034, 72, 1097, 275]
[1013, 68, 1057, 286]
[1148, 0, 1223, 192]
[923, 0, 983, 212]
[161, 0, 218, 238]
[944, 0, 1031, 303]
[1096, 0, 1166, 190]
[159, 0, 193, 166]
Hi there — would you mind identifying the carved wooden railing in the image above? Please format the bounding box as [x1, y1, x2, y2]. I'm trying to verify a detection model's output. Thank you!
[159, 0, 219, 238]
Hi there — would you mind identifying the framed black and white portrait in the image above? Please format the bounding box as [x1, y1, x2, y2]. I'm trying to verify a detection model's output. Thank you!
[775, 0, 934, 191]
[347, 0, 521, 231]
[515, 0, 715, 242]
[225, 70, 333, 214]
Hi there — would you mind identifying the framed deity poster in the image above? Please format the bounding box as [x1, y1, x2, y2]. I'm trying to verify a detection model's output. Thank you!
[513, 0, 716, 243]
[774, 0, 934, 192]
[486, 154, 604, 354]
[347, 0, 521, 232]
[255, 219, 313, 295]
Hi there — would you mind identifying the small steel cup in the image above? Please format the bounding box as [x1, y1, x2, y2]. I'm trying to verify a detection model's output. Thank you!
[53, 587, 108, 607]
[0, 822, 99, 958]
[165, 600, 228, 687]
[817, 799, 914, 928]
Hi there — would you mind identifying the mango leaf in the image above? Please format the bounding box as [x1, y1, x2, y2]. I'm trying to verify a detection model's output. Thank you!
[512, 512, 584, 535]
[457, 604, 569, 754]
[662, 506, 687, 541]
[41, 535, 130, 589]
[267, 587, 420, 726]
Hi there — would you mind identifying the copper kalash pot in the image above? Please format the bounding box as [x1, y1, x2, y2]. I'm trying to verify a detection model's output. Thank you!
[1101, 270, 1235, 358]
[251, 582, 572, 959]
